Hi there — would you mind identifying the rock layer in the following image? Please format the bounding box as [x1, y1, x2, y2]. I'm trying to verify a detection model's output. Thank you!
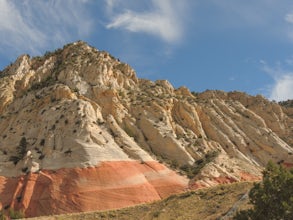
[0, 161, 187, 217]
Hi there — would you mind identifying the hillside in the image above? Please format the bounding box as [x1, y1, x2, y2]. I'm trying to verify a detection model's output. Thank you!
[27, 182, 254, 220]
[0, 41, 292, 218]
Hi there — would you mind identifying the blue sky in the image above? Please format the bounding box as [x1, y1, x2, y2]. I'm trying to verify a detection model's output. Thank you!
[1, 0, 293, 101]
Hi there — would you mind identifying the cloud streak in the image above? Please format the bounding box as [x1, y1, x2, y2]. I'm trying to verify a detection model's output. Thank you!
[285, 12, 293, 23]
[106, 0, 188, 43]
[260, 60, 293, 101]
[0, 0, 93, 56]
[206, 0, 293, 44]
[284, 11, 293, 41]
[0, 0, 46, 54]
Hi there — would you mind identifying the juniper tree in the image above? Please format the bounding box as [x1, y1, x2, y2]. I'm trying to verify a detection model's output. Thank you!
[234, 161, 293, 220]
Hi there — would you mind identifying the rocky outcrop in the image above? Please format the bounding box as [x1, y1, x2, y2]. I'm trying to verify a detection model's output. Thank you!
[0, 41, 292, 217]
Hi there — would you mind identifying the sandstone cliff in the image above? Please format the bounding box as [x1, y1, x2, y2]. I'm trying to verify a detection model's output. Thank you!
[0, 41, 292, 217]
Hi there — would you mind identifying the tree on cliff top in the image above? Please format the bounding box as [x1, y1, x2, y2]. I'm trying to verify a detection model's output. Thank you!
[234, 161, 293, 220]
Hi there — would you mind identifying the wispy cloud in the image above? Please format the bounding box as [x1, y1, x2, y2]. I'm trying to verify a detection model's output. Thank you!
[284, 12, 293, 24]
[105, 0, 120, 13]
[260, 60, 293, 101]
[208, 0, 293, 43]
[209, 0, 283, 26]
[0, 0, 93, 56]
[285, 12, 293, 23]
[284, 11, 293, 41]
[0, 0, 46, 54]
[105, 0, 189, 43]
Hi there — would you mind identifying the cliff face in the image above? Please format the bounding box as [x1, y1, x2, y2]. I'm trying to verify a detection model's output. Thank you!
[0, 41, 292, 217]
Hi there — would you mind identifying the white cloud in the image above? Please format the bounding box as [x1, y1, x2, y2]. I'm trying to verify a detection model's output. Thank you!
[106, 0, 188, 43]
[270, 75, 293, 101]
[285, 12, 293, 23]
[260, 60, 293, 101]
[284, 12, 293, 41]
[105, 0, 120, 12]
[0, 0, 93, 56]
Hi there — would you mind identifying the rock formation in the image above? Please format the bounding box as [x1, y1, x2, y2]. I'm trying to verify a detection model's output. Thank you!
[0, 41, 292, 217]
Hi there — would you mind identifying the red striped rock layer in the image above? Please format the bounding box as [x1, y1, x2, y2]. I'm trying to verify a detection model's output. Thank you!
[0, 161, 188, 217]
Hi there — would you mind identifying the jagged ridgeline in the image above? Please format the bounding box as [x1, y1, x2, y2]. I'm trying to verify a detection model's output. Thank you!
[0, 41, 292, 218]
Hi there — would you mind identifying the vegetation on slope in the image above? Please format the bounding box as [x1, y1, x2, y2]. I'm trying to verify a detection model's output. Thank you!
[279, 99, 293, 108]
[234, 162, 293, 220]
[26, 182, 253, 220]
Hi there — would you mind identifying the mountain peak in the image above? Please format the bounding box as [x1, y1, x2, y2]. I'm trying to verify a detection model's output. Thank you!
[0, 41, 139, 110]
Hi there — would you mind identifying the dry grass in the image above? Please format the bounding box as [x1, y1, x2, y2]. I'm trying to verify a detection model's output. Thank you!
[27, 182, 254, 220]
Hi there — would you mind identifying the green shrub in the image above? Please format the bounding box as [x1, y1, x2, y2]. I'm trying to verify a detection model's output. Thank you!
[30, 75, 56, 91]
[0, 210, 5, 220]
[191, 91, 199, 96]
[124, 126, 135, 138]
[9, 137, 27, 165]
[170, 160, 179, 169]
[0, 209, 25, 220]
[180, 150, 219, 178]
[234, 161, 293, 220]
[9, 209, 25, 219]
